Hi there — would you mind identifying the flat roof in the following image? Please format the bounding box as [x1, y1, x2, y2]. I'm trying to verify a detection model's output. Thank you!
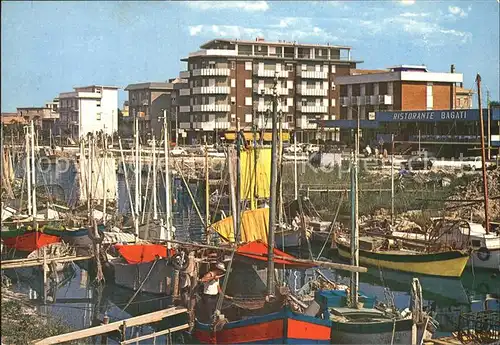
[74, 85, 120, 90]
[125, 82, 174, 91]
[200, 38, 352, 50]
[336, 70, 462, 84]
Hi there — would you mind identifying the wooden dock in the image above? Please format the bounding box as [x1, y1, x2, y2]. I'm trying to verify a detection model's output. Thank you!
[0, 255, 93, 270]
[32, 306, 188, 345]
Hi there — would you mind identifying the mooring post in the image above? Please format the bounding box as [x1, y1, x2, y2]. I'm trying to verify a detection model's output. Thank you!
[42, 246, 47, 304]
[100, 314, 109, 345]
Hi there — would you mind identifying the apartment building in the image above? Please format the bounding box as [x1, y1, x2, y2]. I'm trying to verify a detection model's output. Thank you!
[455, 86, 474, 109]
[125, 78, 188, 140]
[58, 85, 118, 141]
[17, 99, 59, 139]
[178, 38, 359, 143]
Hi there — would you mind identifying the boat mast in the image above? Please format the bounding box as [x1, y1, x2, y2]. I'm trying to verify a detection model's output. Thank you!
[102, 132, 107, 225]
[350, 107, 360, 308]
[163, 110, 173, 248]
[152, 135, 158, 221]
[26, 124, 32, 217]
[267, 74, 279, 298]
[204, 140, 210, 243]
[293, 131, 298, 200]
[134, 115, 140, 237]
[476, 74, 490, 234]
[30, 120, 37, 219]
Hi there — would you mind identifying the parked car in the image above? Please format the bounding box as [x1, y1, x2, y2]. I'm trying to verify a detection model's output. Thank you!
[170, 146, 187, 156]
[462, 156, 494, 171]
[304, 144, 320, 154]
[205, 147, 226, 158]
[284, 144, 302, 154]
[401, 156, 434, 170]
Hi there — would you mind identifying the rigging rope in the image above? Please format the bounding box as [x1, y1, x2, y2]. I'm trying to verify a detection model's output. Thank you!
[316, 190, 346, 260]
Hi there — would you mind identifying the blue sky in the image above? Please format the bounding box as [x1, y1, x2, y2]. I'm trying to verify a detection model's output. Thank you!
[1, 0, 499, 112]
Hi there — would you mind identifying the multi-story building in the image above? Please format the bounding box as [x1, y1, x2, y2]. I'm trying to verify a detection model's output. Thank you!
[58, 85, 118, 140]
[455, 86, 474, 109]
[178, 37, 359, 143]
[125, 78, 188, 139]
[17, 99, 59, 139]
[336, 65, 463, 120]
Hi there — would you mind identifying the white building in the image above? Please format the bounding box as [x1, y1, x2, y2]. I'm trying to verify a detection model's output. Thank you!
[58, 85, 119, 140]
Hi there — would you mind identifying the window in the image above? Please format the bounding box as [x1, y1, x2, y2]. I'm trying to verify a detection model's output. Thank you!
[245, 114, 252, 122]
[245, 79, 252, 88]
[231, 61, 236, 70]
[426, 82, 433, 110]
[302, 64, 307, 71]
[245, 97, 252, 106]
[231, 79, 236, 88]
[301, 99, 307, 106]
[231, 96, 236, 103]
[245, 61, 252, 71]
[208, 61, 216, 69]
[331, 99, 336, 107]
[96, 112, 102, 120]
[286, 64, 293, 71]
[331, 65, 336, 74]
[96, 101, 101, 107]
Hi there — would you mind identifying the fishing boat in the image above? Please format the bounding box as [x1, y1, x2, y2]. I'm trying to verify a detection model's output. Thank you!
[1, 226, 61, 253]
[193, 241, 333, 344]
[335, 237, 469, 278]
[392, 217, 500, 271]
[107, 242, 178, 295]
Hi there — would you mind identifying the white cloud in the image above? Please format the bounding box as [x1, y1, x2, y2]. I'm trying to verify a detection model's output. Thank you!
[400, 0, 415, 5]
[183, 1, 269, 12]
[188, 25, 203, 36]
[400, 12, 430, 18]
[271, 17, 299, 28]
[448, 5, 468, 18]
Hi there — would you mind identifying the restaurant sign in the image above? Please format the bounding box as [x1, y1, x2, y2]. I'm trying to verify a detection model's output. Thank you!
[376, 109, 488, 122]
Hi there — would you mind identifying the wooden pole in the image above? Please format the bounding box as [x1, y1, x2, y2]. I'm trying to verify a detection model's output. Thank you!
[205, 141, 210, 244]
[476, 74, 490, 234]
[391, 134, 395, 225]
[155, 238, 368, 273]
[32, 307, 187, 345]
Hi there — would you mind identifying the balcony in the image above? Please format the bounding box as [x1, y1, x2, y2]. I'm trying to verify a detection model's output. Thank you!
[298, 105, 328, 113]
[296, 117, 318, 129]
[188, 49, 237, 58]
[192, 86, 231, 95]
[179, 106, 191, 113]
[193, 121, 216, 131]
[192, 68, 231, 77]
[298, 87, 328, 96]
[179, 71, 190, 79]
[253, 85, 289, 96]
[192, 104, 231, 112]
[253, 68, 289, 78]
[297, 70, 328, 79]
[257, 104, 289, 113]
[179, 89, 191, 96]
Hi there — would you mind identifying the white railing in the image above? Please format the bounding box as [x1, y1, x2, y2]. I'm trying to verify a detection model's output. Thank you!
[188, 49, 237, 58]
[253, 85, 289, 96]
[297, 70, 328, 79]
[257, 104, 289, 112]
[192, 68, 231, 77]
[298, 87, 328, 96]
[298, 105, 328, 113]
[192, 86, 231, 95]
[179, 89, 191, 96]
[253, 68, 289, 78]
[179, 106, 191, 113]
[179, 71, 190, 78]
[192, 104, 231, 112]
[179, 122, 191, 129]
[296, 117, 318, 129]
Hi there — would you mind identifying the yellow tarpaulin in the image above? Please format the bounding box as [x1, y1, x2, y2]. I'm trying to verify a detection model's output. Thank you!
[211, 208, 269, 243]
[239, 147, 271, 200]
[223, 131, 290, 142]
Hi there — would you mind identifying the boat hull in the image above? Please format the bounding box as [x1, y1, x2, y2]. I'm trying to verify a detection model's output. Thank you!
[469, 248, 500, 271]
[336, 242, 469, 278]
[110, 258, 174, 295]
[331, 318, 414, 344]
[2, 231, 60, 252]
[194, 308, 331, 344]
[275, 230, 303, 248]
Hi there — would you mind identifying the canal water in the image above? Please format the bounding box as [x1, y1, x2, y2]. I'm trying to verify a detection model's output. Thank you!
[6, 160, 500, 343]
